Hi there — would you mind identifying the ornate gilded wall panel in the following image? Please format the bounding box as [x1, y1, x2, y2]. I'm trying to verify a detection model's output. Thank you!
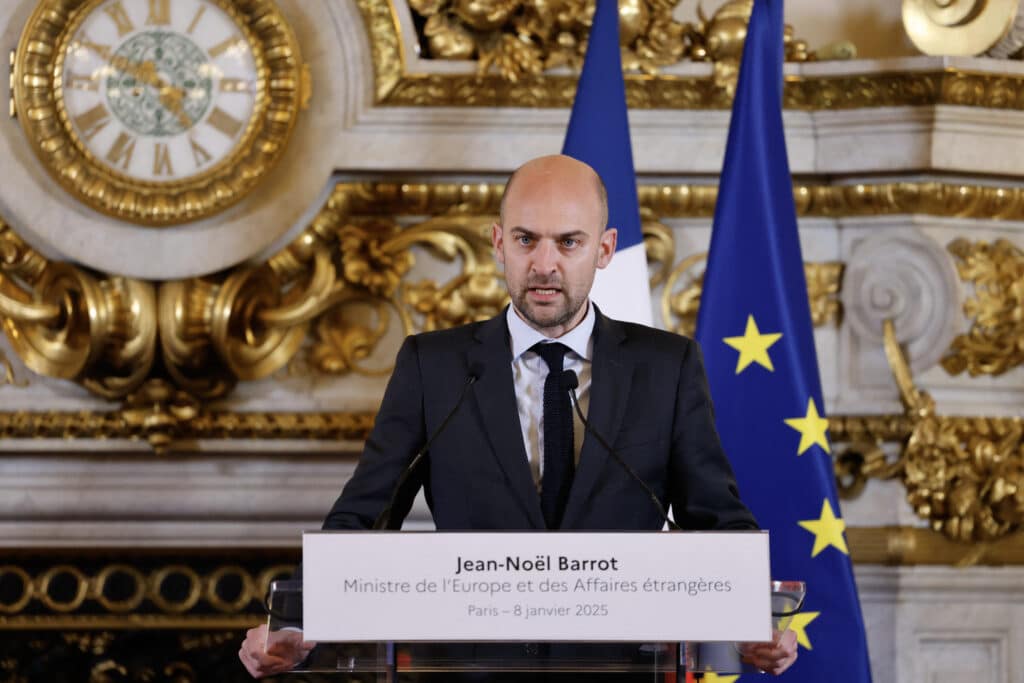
[356, 0, 1024, 109]
[832, 320, 1024, 544]
[2, 179, 1023, 452]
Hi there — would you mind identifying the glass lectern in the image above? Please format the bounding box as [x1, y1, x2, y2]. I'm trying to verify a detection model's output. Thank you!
[265, 579, 805, 681]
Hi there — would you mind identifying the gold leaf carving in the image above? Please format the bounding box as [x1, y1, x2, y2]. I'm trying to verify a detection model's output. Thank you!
[943, 239, 1024, 377]
[640, 218, 675, 289]
[338, 222, 414, 298]
[0, 409, 375, 444]
[832, 320, 1024, 544]
[359, 0, 1024, 111]
[399, 0, 816, 83]
[0, 222, 155, 399]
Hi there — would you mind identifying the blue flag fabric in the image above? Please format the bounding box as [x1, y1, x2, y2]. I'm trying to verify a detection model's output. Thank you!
[694, 1, 873, 681]
[562, 0, 651, 325]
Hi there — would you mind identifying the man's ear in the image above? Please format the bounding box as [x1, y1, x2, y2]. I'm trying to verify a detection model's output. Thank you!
[491, 223, 505, 265]
[596, 227, 617, 269]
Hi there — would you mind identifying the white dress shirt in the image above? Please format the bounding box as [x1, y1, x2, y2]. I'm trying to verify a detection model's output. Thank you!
[506, 303, 594, 487]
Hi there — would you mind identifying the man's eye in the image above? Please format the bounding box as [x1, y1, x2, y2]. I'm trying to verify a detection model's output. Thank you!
[562, 238, 578, 248]
[517, 236, 532, 246]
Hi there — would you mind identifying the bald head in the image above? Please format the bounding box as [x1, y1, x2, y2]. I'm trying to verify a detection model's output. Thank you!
[491, 154, 618, 337]
[499, 155, 608, 230]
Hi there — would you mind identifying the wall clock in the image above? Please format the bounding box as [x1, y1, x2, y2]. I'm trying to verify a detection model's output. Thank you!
[13, 0, 305, 225]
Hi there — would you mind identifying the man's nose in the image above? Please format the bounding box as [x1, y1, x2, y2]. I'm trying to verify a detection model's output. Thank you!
[531, 239, 558, 273]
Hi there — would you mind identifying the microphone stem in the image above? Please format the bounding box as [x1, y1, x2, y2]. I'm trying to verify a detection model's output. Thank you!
[567, 387, 681, 532]
[372, 373, 478, 530]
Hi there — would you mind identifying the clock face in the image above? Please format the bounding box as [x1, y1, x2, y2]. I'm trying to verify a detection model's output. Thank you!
[14, 0, 303, 225]
[61, 0, 258, 183]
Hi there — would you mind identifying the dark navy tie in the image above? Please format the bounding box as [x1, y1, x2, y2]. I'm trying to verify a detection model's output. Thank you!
[531, 342, 574, 529]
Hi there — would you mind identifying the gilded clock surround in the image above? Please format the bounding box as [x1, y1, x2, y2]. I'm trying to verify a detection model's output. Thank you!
[12, 0, 304, 226]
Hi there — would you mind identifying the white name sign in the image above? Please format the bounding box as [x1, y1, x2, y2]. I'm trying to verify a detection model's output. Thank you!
[303, 531, 771, 642]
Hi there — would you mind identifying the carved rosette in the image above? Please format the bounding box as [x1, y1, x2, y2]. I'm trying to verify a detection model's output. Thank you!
[842, 227, 962, 373]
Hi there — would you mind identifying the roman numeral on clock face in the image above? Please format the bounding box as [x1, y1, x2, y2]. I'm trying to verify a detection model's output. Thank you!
[103, 1, 135, 37]
[146, 0, 171, 26]
[106, 132, 137, 169]
[74, 104, 111, 142]
[153, 142, 174, 176]
[206, 107, 243, 139]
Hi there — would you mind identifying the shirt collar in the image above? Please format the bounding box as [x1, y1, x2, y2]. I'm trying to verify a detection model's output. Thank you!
[507, 302, 595, 362]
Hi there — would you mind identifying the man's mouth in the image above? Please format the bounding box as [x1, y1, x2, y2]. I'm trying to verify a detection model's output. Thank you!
[527, 286, 561, 302]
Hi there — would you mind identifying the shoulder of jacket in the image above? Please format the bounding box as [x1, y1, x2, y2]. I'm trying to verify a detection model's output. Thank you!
[613, 319, 696, 356]
[409, 319, 483, 352]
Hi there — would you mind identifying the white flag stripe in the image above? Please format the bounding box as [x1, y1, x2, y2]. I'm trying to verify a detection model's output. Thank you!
[590, 243, 652, 326]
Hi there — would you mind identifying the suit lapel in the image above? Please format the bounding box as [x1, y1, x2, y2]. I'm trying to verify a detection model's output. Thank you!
[468, 311, 546, 529]
[561, 311, 632, 529]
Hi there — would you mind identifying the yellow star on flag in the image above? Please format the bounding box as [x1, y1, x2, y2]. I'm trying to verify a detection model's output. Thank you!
[798, 498, 849, 557]
[722, 314, 782, 373]
[786, 610, 821, 650]
[783, 397, 831, 455]
[698, 673, 740, 683]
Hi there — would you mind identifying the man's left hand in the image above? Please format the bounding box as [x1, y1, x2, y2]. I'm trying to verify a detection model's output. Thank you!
[738, 628, 798, 675]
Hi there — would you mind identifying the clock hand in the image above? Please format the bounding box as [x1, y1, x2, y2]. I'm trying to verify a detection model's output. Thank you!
[158, 84, 193, 129]
[109, 57, 194, 129]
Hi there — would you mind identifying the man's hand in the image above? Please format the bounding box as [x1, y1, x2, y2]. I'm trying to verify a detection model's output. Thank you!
[738, 628, 798, 675]
[239, 623, 315, 679]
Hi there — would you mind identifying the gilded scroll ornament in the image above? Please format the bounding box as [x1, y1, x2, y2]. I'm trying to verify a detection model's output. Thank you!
[2, 179, 1019, 414]
[0, 222, 156, 399]
[3, 179, 1024, 457]
[832, 319, 1024, 544]
[942, 238, 1024, 377]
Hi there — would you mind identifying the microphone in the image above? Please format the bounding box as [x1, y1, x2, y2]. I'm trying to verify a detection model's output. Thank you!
[560, 370, 681, 532]
[372, 364, 484, 530]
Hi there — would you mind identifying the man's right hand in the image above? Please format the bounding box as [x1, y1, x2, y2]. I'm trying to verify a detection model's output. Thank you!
[239, 623, 315, 678]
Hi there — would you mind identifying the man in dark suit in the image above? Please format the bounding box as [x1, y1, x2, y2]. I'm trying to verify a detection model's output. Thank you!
[240, 155, 798, 678]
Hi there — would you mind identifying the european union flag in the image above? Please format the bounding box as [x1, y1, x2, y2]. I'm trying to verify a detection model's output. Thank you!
[694, 1, 872, 681]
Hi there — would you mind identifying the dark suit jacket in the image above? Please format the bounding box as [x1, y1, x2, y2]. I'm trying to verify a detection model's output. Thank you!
[323, 307, 756, 532]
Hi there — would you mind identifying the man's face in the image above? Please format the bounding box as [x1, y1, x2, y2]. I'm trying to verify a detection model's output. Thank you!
[492, 160, 617, 338]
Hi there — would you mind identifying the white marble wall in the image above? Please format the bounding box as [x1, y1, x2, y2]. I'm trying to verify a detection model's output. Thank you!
[857, 566, 1024, 683]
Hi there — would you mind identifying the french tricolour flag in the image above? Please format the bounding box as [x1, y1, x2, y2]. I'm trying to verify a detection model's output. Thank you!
[562, 0, 652, 326]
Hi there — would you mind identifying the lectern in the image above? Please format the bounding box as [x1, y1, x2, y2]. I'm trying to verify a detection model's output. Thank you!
[265, 531, 804, 680]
